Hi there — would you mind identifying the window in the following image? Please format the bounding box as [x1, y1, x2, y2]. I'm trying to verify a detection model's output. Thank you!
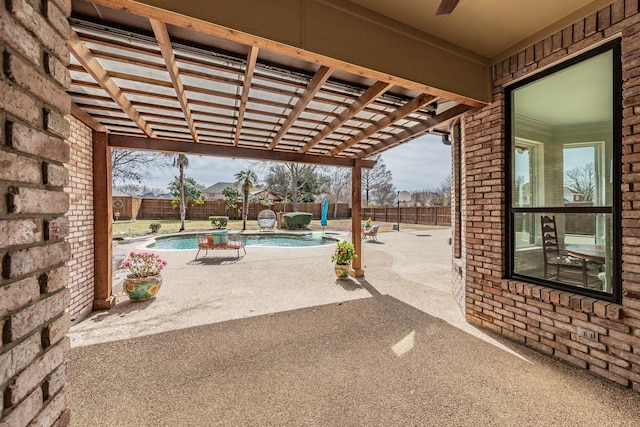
[506, 40, 621, 301]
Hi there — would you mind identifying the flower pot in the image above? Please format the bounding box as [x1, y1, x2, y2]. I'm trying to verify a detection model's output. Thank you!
[334, 264, 350, 279]
[123, 274, 162, 301]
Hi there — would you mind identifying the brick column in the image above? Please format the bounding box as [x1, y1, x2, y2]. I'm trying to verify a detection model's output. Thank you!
[1, 0, 73, 425]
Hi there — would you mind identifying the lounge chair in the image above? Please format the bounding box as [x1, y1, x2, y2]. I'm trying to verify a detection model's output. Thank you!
[257, 209, 276, 231]
[362, 224, 379, 242]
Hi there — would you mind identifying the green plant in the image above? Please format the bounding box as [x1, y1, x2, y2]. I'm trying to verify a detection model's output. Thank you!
[331, 240, 357, 265]
[119, 251, 167, 278]
[149, 222, 161, 233]
[209, 216, 229, 229]
[283, 212, 312, 229]
[364, 217, 372, 228]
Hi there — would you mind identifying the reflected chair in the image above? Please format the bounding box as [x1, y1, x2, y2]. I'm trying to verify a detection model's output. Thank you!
[540, 215, 602, 287]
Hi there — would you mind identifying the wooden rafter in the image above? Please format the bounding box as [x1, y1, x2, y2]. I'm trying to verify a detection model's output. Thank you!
[67, 31, 156, 138]
[359, 104, 473, 157]
[150, 18, 199, 143]
[330, 94, 438, 156]
[268, 65, 333, 149]
[70, 102, 108, 133]
[108, 134, 376, 169]
[234, 46, 259, 146]
[299, 81, 392, 153]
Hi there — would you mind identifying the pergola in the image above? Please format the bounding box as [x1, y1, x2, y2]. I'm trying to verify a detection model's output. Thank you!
[68, 0, 487, 308]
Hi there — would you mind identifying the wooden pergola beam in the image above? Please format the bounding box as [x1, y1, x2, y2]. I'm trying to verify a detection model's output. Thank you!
[108, 134, 376, 169]
[330, 94, 438, 156]
[150, 18, 199, 142]
[359, 104, 473, 157]
[235, 46, 259, 146]
[268, 65, 333, 149]
[67, 31, 157, 138]
[70, 102, 108, 133]
[299, 81, 392, 153]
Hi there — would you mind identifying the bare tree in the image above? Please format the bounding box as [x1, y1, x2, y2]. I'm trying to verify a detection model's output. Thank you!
[328, 167, 351, 218]
[173, 154, 189, 231]
[565, 163, 595, 201]
[264, 163, 329, 211]
[111, 149, 171, 183]
[362, 155, 394, 206]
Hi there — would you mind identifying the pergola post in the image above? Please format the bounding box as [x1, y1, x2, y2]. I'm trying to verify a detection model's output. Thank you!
[93, 131, 114, 309]
[351, 159, 364, 277]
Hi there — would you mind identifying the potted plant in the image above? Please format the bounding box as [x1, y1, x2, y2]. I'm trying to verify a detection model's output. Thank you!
[120, 251, 167, 301]
[331, 240, 357, 279]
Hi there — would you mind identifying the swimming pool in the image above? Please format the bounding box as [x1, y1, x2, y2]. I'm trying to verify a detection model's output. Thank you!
[146, 233, 336, 250]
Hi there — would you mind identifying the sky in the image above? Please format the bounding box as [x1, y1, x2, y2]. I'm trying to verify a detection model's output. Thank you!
[143, 133, 452, 193]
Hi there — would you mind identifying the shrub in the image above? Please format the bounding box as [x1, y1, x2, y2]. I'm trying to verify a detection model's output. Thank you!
[282, 212, 312, 229]
[149, 222, 161, 233]
[209, 216, 229, 229]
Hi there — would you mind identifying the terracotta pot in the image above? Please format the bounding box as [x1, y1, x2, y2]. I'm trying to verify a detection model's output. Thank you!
[123, 274, 162, 301]
[334, 264, 350, 279]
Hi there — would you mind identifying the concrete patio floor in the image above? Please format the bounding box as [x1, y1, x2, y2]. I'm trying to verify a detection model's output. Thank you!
[68, 228, 640, 426]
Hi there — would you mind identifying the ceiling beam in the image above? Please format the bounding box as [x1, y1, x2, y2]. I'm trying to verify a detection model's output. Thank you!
[67, 31, 157, 138]
[330, 94, 438, 156]
[299, 81, 392, 153]
[359, 104, 473, 157]
[70, 102, 109, 133]
[149, 18, 199, 142]
[108, 134, 376, 169]
[268, 65, 333, 149]
[234, 46, 259, 146]
[84, 0, 489, 105]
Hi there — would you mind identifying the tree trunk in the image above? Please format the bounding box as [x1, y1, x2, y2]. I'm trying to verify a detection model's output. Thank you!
[291, 169, 298, 212]
[242, 186, 248, 231]
[179, 164, 186, 231]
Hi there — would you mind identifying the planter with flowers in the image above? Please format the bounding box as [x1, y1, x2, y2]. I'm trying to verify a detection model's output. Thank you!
[120, 251, 167, 301]
[331, 240, 357, 279]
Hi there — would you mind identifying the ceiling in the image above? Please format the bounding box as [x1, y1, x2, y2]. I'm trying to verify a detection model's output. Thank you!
[348, 0, 614, 61]
[67, 0, 614, 167]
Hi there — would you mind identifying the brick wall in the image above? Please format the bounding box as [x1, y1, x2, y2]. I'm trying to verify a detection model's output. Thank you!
[462, 0, 640, 390]
[65, 117, 94, 321]
[1, 0, 73, 425]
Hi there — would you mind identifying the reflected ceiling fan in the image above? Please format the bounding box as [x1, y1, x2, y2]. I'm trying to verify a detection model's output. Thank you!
[436, 0, 461, 15]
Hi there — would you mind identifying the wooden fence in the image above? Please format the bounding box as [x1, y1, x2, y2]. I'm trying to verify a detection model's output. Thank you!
[361, 206, 451, 226]
[112, 196, 451, 226]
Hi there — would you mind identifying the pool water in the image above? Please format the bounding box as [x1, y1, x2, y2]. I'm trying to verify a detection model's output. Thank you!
[147, 233, 336, 250]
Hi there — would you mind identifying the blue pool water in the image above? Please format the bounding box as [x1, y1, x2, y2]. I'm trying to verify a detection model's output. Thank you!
[147, 233, 336, 250]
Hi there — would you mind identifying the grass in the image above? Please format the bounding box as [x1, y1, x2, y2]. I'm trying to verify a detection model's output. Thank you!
[112, 218, 449, 238]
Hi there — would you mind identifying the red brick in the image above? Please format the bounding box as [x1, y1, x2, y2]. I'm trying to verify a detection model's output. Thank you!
[0, 7, 40, 65]
[45, 1, 71, 38]
[7, 338, 68, 405]
[44, 162, 68, 187]
[0, 150, 41, 184]
[3, 241, 70, 279]
[47, 217, 69, 240]
[0, 387, 43, 427]
[31, 384, 69, 427]
[0, 275, 40, 318]
[42, 265, 69, 294]
[8, 187, 69, 215]
[589, 365, 630, 386]
[44, 312, 70, 347]
[7, 289, 69, 340]
[0, 333, 40, 385]
[5, 53, 70, 114]
[0, 219, 42, 247]
[8, 0, 69, 64]
[0, 80, 40, 124]
[9, 122, 70, 163]
[45, 109, 71, 139]
[45, 52, 71, 88]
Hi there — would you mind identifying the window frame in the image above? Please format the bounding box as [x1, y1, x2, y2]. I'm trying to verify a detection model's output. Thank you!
[505, 39, 622, 303]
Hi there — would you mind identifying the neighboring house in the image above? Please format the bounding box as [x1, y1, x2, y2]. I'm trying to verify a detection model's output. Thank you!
[140, 192, 173, 200]
[202, 182, 241, 201]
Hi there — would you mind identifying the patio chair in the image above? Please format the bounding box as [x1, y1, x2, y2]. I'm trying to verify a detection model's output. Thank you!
[257, 209, 276, 231]
[362, 224, 379, 242]
[541, 215, 601, 287]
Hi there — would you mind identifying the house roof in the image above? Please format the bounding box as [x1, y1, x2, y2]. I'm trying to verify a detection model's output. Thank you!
[202, 182, 241, 194]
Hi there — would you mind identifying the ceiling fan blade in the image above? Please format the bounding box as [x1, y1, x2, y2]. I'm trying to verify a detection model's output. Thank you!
[436, 0, 461, 15]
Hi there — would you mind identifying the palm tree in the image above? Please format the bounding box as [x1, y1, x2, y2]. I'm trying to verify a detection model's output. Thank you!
[173, 154, 189, 231]
[235, 169, 258, 231]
